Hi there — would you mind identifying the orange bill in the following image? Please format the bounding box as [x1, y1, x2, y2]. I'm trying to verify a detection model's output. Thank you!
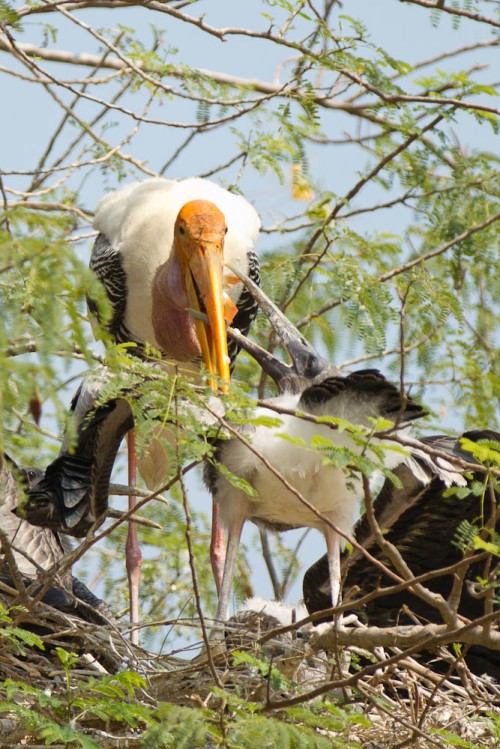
[176, 200, 232, 393]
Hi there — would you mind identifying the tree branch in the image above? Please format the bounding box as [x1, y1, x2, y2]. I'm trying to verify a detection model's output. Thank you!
[399, 0, 500, 28]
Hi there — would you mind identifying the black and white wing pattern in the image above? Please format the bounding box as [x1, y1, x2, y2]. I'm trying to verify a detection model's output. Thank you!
[88, 233, 146, 353]
[227, 248, 260, 371]
[299, 369, 427, 425]
[22, 371, 134, 537]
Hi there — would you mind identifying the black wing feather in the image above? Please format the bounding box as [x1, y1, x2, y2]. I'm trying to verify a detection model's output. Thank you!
[88, 233, 148, 354]
[228, 249, 260, 371]
[299, 369, 426, 424]
[24, 397, 134, 537]
[303, 430, 500, 678]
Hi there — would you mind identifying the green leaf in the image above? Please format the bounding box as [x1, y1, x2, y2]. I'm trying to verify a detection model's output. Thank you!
[248, 415, 284, 428]
[473, 537, 500, 555]
[56, 646, 79, 669]
[0, 1, 21, 27]
[210, 459, 259, 496]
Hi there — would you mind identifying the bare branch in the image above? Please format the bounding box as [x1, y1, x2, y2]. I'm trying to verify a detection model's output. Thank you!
[312, 613, 500, 653]
[399, 0, 500, 28]
[378, 211, 500, 282]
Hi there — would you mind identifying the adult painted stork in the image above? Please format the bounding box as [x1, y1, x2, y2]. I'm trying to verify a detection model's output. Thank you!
[1, 453, 113, 626]
[88, 177, 261, 638]
[204, 272, 428, 625]
[302, 430, 500, 679]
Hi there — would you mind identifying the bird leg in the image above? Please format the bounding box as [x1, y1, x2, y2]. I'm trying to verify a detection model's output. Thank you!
[210, 502, 225, 597]
[324, 525, 342, 619]
[213, 507, 246, 630]
[126, 430, 142, 645]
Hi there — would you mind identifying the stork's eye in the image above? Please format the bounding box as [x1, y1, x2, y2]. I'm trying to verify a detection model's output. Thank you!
[179, 225, 186, 235]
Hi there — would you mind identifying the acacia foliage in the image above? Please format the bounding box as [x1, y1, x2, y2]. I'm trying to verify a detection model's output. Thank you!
[0, 1, 499, 742]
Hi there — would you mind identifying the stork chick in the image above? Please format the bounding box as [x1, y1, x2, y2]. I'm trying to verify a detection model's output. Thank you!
[205, 272, 427, 624]
[303, 430, 499, 679]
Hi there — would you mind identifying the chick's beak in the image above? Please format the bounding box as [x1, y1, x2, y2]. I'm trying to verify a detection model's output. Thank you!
[176, 200, 235, 393]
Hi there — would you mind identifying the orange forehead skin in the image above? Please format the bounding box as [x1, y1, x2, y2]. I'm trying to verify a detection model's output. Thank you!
[176, 200, 226, 235]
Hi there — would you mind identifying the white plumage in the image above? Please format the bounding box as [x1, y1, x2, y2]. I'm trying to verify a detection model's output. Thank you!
[215, 392, 402, 537]
[237, 597, 309, 625]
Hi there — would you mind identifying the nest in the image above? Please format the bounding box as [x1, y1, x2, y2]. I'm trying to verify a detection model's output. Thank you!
[0, 599, 499, 748]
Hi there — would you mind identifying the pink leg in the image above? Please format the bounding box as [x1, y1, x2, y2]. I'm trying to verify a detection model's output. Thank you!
[126, 430, 142, 645]
[324, 527, 341, 614]
[210, 501, 226, 597]
[214, 511, 245, 626]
